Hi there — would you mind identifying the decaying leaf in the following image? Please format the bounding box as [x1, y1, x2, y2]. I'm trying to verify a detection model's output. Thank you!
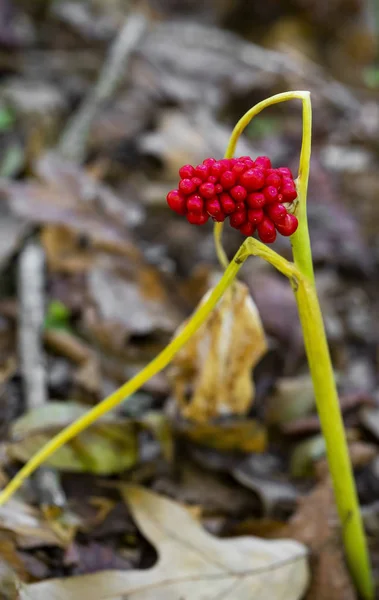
[171, 281, 267, 422]
[0, 498, 66, 548]
[265, 375, 315, 426]
[2, 152, 142, 262]
[0, 560, 20, 600]
[21, 485, 309, 600]
[282, 481, 356, 600]
[6, 403, 171, 475]
[87, 258, 181, 341]
[176, 418, 267, 453]
[233, 455, 298, 519]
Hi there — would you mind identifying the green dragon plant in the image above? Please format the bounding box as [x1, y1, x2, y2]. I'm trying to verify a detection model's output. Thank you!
[0, 91, 373, 599]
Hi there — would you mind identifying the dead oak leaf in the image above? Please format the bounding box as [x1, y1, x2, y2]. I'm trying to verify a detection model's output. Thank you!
[20, 485, 309, 600]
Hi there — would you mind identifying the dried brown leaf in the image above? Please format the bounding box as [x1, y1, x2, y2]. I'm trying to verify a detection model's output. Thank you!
[2, 153, 142, 265]
[21, 485, 309, 600]
[171, 281, 267, 422]
[176, 418, 267, 453]
[86, 258, 182, 343]
[282, 481, 356, 600]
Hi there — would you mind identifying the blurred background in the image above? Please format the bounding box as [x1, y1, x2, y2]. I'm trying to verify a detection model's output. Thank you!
[1, 0, 379, 596]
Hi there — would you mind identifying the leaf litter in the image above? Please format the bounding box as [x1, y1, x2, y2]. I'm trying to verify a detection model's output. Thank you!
[20, 486, 309, 600]
[0, 1, 379, 597]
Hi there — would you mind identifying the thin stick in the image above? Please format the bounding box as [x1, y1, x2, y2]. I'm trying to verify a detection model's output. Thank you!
[58, 13, 147, 163]
[18, 241, 66, 509]
[18, 242, 47, 411]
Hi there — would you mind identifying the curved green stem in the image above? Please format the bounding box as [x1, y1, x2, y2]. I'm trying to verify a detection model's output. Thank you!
[290, 92, 314, 283]
[0, 241, 252, 506]
[216, 91, 316, 275]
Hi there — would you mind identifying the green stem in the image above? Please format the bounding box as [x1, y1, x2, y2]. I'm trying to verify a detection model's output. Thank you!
[291, 94, 373, 599]
[294, 274, 373, 599]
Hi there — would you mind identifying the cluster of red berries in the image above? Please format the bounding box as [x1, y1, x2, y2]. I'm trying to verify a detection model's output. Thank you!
[166, 156, 298, 243]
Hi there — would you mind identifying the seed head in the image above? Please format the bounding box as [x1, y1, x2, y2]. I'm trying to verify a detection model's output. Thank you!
[166, 156, 298, 242]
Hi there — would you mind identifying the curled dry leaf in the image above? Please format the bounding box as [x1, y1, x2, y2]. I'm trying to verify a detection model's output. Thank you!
[21, 485, 309, 600]
[171, 281, 267, 422]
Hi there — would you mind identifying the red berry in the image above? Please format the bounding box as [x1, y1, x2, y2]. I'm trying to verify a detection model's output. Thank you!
[197, 212, 210, 225]
[228, 158, 238, 167]
[212, 212, 226, 222]
[281, 185, 297, 202]
[203, 158, 216, 167]
[179, 178, 197, 195]
[230, 210, 247, 228]
[211, 161, 228, 179]
[247, 192, 266, 209]
[179, 164, 194, 179]
[215, 184, 223, 194]
[240, 168, 265, 191]
[220, 170, 237, 190]
[277, 167, 293, 178]
[205, 197, 222, 218]
[219, 193, 236, 214]
[275, 213, 298, 236]
[230, 185, 247, 202]
[194, 164, 210, 181]
[167, 189, 186, 215]
[257, 218, 277, 243]
[247, 208, 264, 225]
[263, 186, 279, 204]
[191, 177, 202, 187]
[232, 161, 248, 177]
[265, 172, 281, 189]
[187, 211, 209, 225]
[208, 175, 217, 184]
[186, 194, 203, 213]
[239, 221, 255, 236]
[240, 157, 255, 169]
[255, 156, 272, 169]
[199, 182, 216, 199]
[266, 203, 287, 223]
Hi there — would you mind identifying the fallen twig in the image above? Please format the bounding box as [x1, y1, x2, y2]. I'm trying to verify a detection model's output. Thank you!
[58, 12, 147, 163]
